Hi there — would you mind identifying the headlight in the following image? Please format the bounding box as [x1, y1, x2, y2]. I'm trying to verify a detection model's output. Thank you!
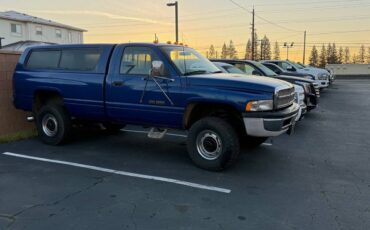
[318, 73, 328, 80]
[246, 100, 273, 112]
[304, 75, 314, 80]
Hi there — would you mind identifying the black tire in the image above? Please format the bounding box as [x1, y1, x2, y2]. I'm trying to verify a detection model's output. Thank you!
[187, 117, 240, 171]
[241, 136, 268, 149]
[102, 123, 126, 134]
[36, 104, 72, 145]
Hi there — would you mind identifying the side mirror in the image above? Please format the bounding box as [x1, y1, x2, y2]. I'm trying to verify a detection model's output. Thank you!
[151, 60, 165, 77]
[287, 65, 295, 71]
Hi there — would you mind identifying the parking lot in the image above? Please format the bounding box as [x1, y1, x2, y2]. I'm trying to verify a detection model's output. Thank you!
[0, 79, 369, 230]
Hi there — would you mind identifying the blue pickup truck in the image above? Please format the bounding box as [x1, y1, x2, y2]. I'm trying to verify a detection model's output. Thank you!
[13, 43, 299, 171]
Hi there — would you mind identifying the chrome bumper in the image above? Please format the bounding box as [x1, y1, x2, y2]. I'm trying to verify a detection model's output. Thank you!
[242, 103, 299, 137]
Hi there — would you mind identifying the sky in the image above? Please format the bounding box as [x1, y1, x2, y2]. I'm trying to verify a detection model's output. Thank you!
[1, 0, 370, 62]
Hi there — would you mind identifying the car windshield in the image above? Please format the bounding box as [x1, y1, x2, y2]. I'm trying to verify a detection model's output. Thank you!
[223, 65, 245, 74]
[253, 62, 278, 77]
[288, 61, 304, 69]
[161, 46, 220, 75]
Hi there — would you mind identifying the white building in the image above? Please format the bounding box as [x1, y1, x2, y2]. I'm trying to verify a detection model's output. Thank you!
[0, 11, 86, 51]
[326, 64, 370, 76]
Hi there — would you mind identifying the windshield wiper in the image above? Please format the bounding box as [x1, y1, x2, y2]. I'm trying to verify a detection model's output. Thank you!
[184, 70, 208, 76]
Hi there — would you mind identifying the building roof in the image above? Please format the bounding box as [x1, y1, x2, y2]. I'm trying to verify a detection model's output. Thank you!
[0, 11, 86, 32]
[1, 40, 55, 52]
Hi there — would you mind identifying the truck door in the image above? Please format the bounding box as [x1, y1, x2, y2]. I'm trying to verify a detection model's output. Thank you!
[106, 46, 183, 127]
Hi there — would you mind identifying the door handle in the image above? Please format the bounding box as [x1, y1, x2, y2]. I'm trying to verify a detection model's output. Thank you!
[112, 81, 123, 87]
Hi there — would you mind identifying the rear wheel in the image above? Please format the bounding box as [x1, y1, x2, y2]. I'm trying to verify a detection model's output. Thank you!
[187, 117, 240, 171]
[36, 104, 71, 145]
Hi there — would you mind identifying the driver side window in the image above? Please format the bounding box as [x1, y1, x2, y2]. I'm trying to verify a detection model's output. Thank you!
[281, 62, 294, 71]
[120, 47, 167, 76]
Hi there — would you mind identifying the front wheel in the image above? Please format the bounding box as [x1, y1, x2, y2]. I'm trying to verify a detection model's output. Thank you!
[187, 117, 240, 171]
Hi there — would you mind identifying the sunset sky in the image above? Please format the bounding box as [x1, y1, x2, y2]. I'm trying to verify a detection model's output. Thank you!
[1, 0, 370, 62]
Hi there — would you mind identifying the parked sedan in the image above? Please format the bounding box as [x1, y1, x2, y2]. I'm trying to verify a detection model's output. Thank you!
[211, 60, 319, 112]
[213, 61, 306, 121]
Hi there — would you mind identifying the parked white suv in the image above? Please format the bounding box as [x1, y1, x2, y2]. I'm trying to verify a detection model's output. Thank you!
[264, 60, 330, 88]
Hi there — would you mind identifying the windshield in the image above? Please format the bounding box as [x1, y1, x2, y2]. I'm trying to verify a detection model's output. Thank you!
[161, 46, 220, 75]
[288, 61, 304, 70]
[253, 62, 278, 77]
[223, 65, 245, 74]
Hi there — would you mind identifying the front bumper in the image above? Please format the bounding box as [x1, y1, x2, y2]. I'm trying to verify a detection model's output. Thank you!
[318, 80, 329, 88]
[242, 103, 300, 137]
[306, 93, 318, 111]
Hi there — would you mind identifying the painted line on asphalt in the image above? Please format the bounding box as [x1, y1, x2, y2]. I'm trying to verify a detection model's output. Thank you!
[2, 152, 231, 194]
[122, 129, 187, 138]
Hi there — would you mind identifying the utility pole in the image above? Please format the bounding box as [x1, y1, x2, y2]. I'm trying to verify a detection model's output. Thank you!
[251, 7, 255, 60]
[303, 30, 307, 64]
[167, 1, 179, 43]
[0, 37, 4, 49]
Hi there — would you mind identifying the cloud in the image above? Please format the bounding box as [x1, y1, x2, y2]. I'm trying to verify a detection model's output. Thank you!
[25, 9, 173, 26]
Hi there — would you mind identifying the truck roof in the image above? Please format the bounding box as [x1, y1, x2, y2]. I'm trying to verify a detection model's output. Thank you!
[25, 43, 188, 50]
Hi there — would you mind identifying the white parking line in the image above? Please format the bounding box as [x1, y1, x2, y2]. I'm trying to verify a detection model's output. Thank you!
[122, 129, 187, 138]
[2, 152, 231, 194]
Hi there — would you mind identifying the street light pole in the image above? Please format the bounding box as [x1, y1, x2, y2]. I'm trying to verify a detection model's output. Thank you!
[167, 1, 179, 43]
[283, 42, 294, 60]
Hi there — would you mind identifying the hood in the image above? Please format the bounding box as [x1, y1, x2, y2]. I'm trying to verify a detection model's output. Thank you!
[187, 73, 292, 93]
[298, 67, 329, 76]
[276, 75, 314, 84]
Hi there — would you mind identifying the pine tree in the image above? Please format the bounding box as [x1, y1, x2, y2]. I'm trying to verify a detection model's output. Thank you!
[338, 46, 344, 64]
[221, 43, 228, 59]
[367, 47, 370, 64]
[344, 47, 351, 64]
[273, 41, 280, 60]
[309, 45, 319, 67]
[352, 54, 358, 64]
[319, 44, 327, 68]
[261, 35, 271, 60]
[208, 45, 216, 59]
[326, 43, 332, 64]
[228, 40, 238, 59]
[331, 43, 338, 64]
[245, 39, 252, 59]
[358, 45, 366, 64]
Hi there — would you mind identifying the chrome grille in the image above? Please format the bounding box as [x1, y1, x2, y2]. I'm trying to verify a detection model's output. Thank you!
[313, 83, 320, 97]
[275, 86, 295, 109]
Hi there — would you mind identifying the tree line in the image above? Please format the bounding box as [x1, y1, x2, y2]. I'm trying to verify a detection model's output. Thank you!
[207, 34, 281, 61]
[309, 44, 370, 67]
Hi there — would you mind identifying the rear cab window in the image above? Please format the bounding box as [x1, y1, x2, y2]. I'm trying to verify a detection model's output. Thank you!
[26, 50, 61, 69]
[25, 48, 102, 72]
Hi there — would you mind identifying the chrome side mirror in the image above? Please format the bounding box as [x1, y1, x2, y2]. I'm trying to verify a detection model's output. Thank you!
[151, 60, 165, 77]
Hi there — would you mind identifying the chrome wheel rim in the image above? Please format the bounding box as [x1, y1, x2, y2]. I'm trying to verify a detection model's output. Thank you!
[196, 130, 222, 160]
[42, 114, 58, 137]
